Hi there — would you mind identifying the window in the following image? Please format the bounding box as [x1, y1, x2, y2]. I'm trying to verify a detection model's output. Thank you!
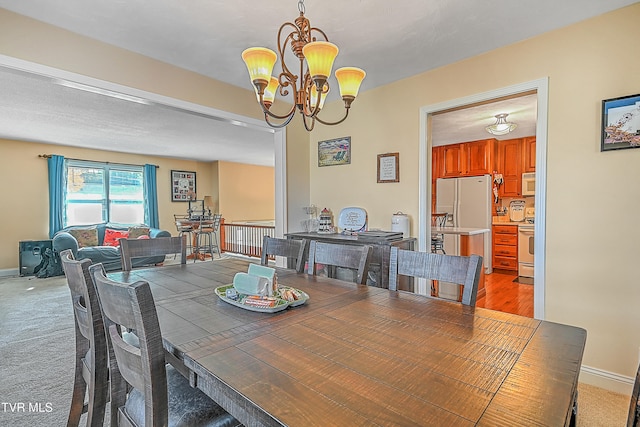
[65, 161, 145, 226]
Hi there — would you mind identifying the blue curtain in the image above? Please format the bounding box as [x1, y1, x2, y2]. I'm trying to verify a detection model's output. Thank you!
[144, 164, 159, 228]
[48, 155, 65, 238]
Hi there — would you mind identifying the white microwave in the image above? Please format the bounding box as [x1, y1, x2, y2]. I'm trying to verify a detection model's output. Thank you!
[522, 173, 535, 196]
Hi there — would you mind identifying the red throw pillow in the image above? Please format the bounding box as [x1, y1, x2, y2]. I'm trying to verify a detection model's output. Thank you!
[137, 235, 150, 240]
[103, 228, 129, 247]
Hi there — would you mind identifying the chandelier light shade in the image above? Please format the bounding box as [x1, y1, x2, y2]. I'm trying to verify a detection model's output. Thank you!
[335, 67, 367, 99]
[241, 0, 366, 131]
[486, 113, 518, 136]
[241, 48, 277, 84]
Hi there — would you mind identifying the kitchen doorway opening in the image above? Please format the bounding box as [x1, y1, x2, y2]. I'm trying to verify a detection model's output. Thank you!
[418, 78, 548, 320]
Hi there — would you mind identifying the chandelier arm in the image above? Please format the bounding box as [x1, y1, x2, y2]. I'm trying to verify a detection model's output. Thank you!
[277, 26, 299, 77]
[315, 108, 350, 126]
[261, 101, 297, 121]
[264, 111, 296, 129]
[309, 27, 329, 41]
[256, 89, 297, 120]
[300, 111, 316, 131]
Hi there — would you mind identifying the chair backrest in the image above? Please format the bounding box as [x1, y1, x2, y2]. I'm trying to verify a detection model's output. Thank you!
[120, 235, 186, 271]
[431, 213, 448, 227]
[629, 362, 640, 427]
[388, 247, 482, 306]
[89, 263, 168, 426]
[261, 236, 307, 273]
[174, 214, 193, 233]
[199, 213, 222, 233]
[59, 249, 108, 425]
[306, 241, 371, 285]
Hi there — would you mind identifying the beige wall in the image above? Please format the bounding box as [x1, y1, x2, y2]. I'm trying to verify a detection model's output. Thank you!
[217, 161, 275, 222]
[2, 4, 639, 391]
[309, 4, 640, 388]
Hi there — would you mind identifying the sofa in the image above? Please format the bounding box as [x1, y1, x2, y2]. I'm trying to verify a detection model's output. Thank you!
[52, 223, 171, 271]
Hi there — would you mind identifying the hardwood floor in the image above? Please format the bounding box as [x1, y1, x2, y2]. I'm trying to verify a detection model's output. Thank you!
[477, 271, 534, 318]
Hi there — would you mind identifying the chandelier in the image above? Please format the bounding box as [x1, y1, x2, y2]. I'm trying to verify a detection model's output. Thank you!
[241, 0, 366, 131]
[485, 113, 517, 136]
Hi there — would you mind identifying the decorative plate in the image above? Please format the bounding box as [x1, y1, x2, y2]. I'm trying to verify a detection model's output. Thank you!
[215, 284, 309, 313]
[337, 207, 367, 232]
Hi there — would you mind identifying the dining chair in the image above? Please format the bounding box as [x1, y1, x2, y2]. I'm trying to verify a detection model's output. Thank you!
[193, 213, 222, 261]
[120, 235, 187, 271]
[431, 212, 448, 253]
[388, 247, 482, 306]
[59, 249, 108, 427]
[306, 241, 372, 284]
[173, 214, 194, 255]
[260, 236, 307, 273]
[628, 361, 640, 427]
[88, 263, 241, 427]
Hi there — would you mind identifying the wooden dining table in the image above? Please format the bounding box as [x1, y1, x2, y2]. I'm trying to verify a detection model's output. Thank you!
[110, 258, 586, 427]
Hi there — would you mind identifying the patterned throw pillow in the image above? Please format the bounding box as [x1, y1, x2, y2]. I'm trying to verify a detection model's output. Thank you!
[103, 228, 130, 247]
[68, 227, 99, 248]
[128, 226, 150, 239]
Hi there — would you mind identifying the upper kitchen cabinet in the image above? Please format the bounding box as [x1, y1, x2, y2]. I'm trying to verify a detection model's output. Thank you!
[523, 136, 536, 172]
[441, 144, 464, 177]
[435, 138, 497, 178]
[498, 138, 522, 197]
[465, 138, 497, 176]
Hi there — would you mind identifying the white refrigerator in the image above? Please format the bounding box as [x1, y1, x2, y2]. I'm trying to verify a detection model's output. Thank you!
[435, 175, 492, 275]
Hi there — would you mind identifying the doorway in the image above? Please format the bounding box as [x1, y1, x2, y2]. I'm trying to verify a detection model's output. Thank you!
[419, 78, 548, 320]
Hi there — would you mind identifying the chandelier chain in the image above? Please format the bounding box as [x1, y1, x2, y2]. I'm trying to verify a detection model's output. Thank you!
[298, 0, 305, 14]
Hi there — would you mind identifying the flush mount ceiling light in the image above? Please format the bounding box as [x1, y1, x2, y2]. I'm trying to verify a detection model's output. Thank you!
[485, 113, 517, 136]
[241, 0, 366, 131]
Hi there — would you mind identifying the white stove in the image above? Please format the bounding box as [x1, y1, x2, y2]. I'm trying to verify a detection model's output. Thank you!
[518, 207, 535, 278]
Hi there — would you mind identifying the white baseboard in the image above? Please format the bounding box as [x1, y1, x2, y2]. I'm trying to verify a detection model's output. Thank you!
[580, 365, 634, 395]
[0, 268, 19, 278]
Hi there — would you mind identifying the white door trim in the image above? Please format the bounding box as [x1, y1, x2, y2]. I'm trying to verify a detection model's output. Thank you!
[419, 78, 548, 319]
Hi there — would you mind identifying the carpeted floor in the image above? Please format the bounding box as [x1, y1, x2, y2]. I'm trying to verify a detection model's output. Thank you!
[0, 264, 630, 426]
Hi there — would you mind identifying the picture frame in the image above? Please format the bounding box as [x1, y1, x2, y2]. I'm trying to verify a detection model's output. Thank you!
[171, 170, 196, 202]
[601, 93, 640, 151]
[377, 152, 399, 183]
[318, 136, 351, 167]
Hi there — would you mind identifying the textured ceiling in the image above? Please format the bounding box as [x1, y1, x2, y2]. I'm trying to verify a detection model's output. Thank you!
[0, 1, 635, 164]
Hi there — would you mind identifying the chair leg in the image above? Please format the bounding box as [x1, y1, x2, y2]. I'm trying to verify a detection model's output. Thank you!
[193, 232, 200, 263]
[212, 231, 221, 258]
[66, 353, 85, 427]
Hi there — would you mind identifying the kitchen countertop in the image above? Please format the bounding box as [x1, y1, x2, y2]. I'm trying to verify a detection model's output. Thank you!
[432, 227, 489, 235]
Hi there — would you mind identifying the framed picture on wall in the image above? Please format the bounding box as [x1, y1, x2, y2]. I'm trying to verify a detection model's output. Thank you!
[601, 93, 640, 151]
[377, 152, 399, 183]
[318, 136, 351, 167]
[171, 170, 196, 201]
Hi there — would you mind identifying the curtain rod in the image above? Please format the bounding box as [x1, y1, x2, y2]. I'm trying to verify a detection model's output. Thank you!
[38, 154, 159, 168]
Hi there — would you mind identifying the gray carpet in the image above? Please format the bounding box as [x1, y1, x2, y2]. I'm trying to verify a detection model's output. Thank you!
[0, 268, 630, 426]
[0, 275, 82, 426]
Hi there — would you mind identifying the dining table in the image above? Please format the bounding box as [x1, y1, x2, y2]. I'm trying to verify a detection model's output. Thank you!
[110, 257, 587, 427]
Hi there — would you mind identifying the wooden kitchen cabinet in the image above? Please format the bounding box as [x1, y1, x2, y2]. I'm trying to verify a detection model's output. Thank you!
[498, 138, 522, 197]
[465, 138, 497, 176]
[492, 225, 518, 271]
[441, 144, 464, 177]
[523, 136, 536, 172]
